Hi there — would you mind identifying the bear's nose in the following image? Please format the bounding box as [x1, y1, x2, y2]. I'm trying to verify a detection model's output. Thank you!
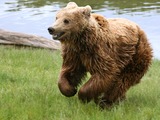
[48, 27, 55, 34]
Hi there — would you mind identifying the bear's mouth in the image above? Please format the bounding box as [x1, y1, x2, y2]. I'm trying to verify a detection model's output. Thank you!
[52, 32, 65, 40]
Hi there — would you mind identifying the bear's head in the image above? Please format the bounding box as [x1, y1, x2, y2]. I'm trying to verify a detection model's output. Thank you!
[48, 2, 92, 41]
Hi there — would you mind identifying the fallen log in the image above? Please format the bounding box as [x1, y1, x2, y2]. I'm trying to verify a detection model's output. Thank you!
[0, 29, 60, 50]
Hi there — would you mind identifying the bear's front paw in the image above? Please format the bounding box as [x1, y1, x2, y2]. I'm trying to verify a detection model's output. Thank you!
[78, 87, 92, 103]
[58, 79, 77, 97]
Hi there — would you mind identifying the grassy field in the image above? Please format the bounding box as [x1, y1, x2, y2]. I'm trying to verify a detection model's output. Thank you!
[0, 46, 160, 120]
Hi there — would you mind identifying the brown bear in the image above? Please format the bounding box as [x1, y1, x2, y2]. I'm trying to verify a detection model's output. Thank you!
[48, 2, 152, 108]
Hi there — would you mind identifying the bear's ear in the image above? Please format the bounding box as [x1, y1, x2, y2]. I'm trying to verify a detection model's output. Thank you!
[66, 2, 78, 8]
[81, 5, 92, 18]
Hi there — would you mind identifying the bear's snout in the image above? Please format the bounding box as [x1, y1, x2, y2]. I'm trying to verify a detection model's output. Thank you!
[48, 27, 55, 35]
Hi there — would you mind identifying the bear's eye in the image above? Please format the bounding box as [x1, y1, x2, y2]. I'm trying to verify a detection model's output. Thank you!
[56, 17, 58, 20]
[63, 19, 69, 24]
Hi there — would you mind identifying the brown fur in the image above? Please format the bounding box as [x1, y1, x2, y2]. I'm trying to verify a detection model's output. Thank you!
[48, 2, 153, 108]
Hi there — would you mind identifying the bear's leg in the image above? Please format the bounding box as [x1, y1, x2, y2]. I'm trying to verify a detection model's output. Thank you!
[99, 32, 152, 109]
[98, 79, 127, 109]
[99, 56, 152, 108]
[97, 67, 150, 109]
[58, 68, 86, 97]
[78, 73, 113, 103]
[58, 73, 77, 97]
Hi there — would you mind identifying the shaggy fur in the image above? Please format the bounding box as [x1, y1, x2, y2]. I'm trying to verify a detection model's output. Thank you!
[48, 2, 153, 108]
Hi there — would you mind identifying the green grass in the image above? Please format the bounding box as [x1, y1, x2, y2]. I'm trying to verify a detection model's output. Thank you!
[0, 45, 160, 120]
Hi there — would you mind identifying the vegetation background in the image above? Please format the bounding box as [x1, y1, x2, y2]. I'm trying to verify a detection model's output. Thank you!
[0, 46, 160, 120]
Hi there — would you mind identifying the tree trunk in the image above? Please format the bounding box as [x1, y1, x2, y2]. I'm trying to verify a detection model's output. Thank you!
[0, 29, 60, 50]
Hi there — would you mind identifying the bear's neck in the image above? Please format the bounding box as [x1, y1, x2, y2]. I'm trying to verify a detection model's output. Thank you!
[62, 21, 104, 53]
[66, 29, 99, 53]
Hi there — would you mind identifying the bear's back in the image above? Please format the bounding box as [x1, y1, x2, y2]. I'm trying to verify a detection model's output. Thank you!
[92, 14, 140, 43]
[107, 18, 139, 35]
